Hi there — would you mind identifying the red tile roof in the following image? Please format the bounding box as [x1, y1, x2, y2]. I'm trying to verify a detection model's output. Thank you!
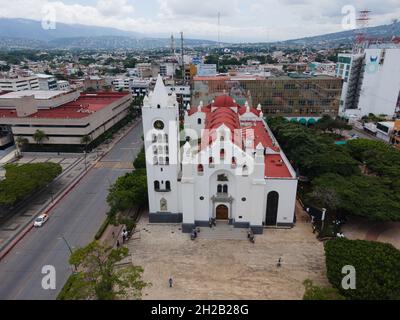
[192, 94, 293, 179]
[1, 92, 129, 119]
[265, 154, 292, 178]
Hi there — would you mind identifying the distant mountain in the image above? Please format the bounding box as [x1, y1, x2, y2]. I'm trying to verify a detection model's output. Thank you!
[271, 22, 400, 48]
[0, 18, 218, 49]
[0, 18, 140, 41]
[0, 17, 398, 50]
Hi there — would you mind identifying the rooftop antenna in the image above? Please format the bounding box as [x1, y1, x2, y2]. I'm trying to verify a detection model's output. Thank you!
[171, 34, 176, 84]
[217, 12, 221, 73]
[218, 12, 221, 48]
[180, 31, 185, 83]
[355, 9, 371, 52]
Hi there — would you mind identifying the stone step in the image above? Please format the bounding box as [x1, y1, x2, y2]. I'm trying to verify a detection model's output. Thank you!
[197, 225, 249, 241]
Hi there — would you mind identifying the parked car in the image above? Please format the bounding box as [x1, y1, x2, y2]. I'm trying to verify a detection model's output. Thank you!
[33, 214, 49, 228]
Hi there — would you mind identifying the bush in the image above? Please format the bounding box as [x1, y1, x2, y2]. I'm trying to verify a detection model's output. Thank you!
[325, 239, 400, 300]
[0, 163, 62, 207]
[133, 148, 146, 169]
[303, 279, 345, 300]
[94, 216, 110, 240]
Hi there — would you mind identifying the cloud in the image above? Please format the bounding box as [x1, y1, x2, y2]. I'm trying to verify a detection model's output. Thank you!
[96, 0, 135, 17]
[0, 0, 398, 42]
[158, 0, 240, 19]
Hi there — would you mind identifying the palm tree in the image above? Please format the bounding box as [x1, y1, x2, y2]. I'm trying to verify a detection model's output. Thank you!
[32, 130, 49, 145]
[15, 136, 29, 156]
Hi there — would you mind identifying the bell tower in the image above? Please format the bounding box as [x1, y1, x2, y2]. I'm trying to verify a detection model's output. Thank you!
[142, 75, 181, 223]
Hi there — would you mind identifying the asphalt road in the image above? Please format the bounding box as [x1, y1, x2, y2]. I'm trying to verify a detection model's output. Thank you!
[0, 121, 143, 300]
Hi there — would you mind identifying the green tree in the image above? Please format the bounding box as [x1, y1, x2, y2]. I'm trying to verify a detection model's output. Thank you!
[32, 130, 49, 145]
[65, 241, 148, 300]
[80, 135, 92, 151]
[0, 163, 62, 207]
[133, 148, 146, 169]
[107, 169, 148, 214]
[325, 239, 400, 300]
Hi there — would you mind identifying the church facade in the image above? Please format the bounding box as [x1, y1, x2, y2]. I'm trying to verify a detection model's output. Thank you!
[142, 76, 298, 234]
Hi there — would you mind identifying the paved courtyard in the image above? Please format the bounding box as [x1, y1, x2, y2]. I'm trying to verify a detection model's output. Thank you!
[127, 211, 328, 300]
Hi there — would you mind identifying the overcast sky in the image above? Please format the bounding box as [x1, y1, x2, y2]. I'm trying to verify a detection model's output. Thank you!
[0, 0, 399, 42]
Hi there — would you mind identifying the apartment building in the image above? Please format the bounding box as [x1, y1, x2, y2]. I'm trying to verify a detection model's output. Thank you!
[339, 47, 400, 119]
[0, 76, 39, 92]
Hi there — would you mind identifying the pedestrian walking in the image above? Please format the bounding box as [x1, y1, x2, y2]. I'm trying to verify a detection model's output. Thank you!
[277, 257, 282, 268]
[169, 278, 173, 288]
[116, 240, 120, 248]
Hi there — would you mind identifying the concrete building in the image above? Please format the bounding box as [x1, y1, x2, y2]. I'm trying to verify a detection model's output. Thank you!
[192, 74, 342, 120]
[339, 48, 400, 119]
[142, 76, 298, 234]
[0, 76, 39, 92]
[57, 80, 71, 91]
[112, 77, 150, 98]
[137, 63, 153, 79]
[376, 121, 395, 143]
[0, 90, 132, 149]
[36, 74, 58, 91]
[166, 85, 191, 107]
[84, 76, 107, 91]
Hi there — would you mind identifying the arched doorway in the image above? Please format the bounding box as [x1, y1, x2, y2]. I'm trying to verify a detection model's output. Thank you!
[265, 191, 279, 226]
[216, 205, 229, 220]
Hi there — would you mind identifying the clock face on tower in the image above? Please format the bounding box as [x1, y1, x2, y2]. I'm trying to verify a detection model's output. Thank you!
[153, 120, 165, 130]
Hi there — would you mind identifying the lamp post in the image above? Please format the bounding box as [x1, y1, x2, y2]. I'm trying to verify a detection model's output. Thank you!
[60, 235, 77, 272]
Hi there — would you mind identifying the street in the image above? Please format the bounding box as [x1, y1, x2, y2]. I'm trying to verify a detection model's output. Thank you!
[0, 121, 143, 300]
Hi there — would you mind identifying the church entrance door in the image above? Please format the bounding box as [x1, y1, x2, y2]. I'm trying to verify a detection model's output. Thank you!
[216, 205, 229, 220]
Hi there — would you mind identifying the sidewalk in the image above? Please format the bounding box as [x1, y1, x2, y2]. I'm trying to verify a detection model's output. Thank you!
[0, 119, 141, 256]
[341, 217, 400, 249]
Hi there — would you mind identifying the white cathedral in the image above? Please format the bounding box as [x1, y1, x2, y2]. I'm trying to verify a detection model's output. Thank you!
[142, 76, 298, 234]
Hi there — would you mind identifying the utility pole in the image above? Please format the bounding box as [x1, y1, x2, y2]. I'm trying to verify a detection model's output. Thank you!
[180, 31, 185, 83]
[171, 34, 176, 84]
[217, 12, 221, 73]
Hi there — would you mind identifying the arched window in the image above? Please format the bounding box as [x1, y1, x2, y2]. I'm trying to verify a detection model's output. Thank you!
[217, 185, 223, 193]
[158, 146, 163, 155]
[220, 149, 225, 159]
[166, 181, 171, 191]
[242, 165, 249, 176]
[152, 134, 157, 143]
[166, 157, 170, 165]
[153, 156, 158, 165]
[198, 118, 202, 125]
[158, 134, 163, 142]
[164, 134, 169, 143]
[231, 157, 237, 168]
[223, 185, 228, 194]
[154, 181, 160, 190]
[197, 164, 204, 173]
[165, 146, 169, 154]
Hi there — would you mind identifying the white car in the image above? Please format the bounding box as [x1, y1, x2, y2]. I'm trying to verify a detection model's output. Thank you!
[33, 214, 49, 228]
